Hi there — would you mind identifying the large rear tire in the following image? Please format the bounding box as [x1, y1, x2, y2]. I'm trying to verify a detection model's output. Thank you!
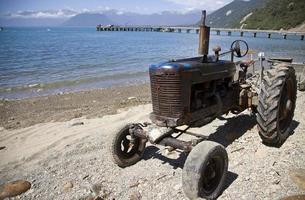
[182, 141, 228, 200]
[257, 63, 297, 146]
[110, 124, 146, 168]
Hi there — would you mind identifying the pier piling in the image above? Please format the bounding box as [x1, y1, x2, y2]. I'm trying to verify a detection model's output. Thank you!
[95, 25, 305, 41]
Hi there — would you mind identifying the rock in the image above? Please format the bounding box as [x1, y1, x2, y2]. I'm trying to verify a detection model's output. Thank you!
[281, 194, 305, 200]
[0, 146, 6, 150]
[74, 113, 83, 118]
[0, 127, 4, 132]
[85, 196, 95, 200]
[85, 195, 103, 200]
[91, 183, 102, 195]
[298, 81, 305, 91]
[164, 149, 179, 159]
[272, 179, 281, 185]
[129, 191, 141, 200]
[128, 97, 137, 100]
[82, 175, 89, 180]
[70, 121, 84, 127]
[63, 181, 73, 192]
[289, 169, 305, 190]
[0, 180, 31, 199]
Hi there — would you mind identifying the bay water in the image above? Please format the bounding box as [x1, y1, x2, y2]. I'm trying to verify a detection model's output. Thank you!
[0, 27, 304, 99]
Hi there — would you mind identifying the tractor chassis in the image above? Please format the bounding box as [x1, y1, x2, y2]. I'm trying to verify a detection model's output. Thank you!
[129, 123, 208, 152]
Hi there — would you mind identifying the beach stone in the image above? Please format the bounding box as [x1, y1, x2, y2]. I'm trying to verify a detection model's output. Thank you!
[281, 194, 305, 200]
[298, 81, 305, 91]
[74, 112, 83, 118]
[0, 146, 6, 150]
[129, 191, 141, 200]
[91, 183, 102, 195]
[82, 175, 89, 180]
[70, 121, 84, 127]
[289, 169, 305, 190]
[63, 181, 73, 192]
[85, 196, 95, 200]
[128, 96, 137, 100]
[0, 180, 31, 199]
[0, 127, 4, 131]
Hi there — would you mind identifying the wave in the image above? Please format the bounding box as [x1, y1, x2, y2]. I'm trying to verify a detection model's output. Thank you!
[0, 71, 149, 94]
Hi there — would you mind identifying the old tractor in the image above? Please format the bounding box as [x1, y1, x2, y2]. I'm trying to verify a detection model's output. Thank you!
[110, 11, 297, 199]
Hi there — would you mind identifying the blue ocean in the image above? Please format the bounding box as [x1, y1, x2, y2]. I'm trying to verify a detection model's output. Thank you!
[0, 27, 305, 99]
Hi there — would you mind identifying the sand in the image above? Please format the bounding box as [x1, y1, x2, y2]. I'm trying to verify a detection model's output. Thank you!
[0, 83, 151, 130]
[0, 86, 305, 199]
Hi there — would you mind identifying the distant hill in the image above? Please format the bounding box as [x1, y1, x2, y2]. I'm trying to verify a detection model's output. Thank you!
[61, 10, 201, 26]
[62, 13, 114, 26]
[203, 0, 268, 28]
[242, 0, 305, 30]
[108, 10, 201, 26]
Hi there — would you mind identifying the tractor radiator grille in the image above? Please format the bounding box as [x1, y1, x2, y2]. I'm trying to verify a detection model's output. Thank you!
[150, 74, 183, 117]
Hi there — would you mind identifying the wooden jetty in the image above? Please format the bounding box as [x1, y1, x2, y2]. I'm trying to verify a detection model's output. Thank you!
[96, 25, 305, 40]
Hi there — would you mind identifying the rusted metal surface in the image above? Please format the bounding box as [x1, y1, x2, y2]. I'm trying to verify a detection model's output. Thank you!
[198, 10, 210, 61]
[129, 123, 197, 151]
[150, 73, 183, 118]
[148, 11, 255, 128]
[149, 56, 238, 127]
[159, 137, 193, 152]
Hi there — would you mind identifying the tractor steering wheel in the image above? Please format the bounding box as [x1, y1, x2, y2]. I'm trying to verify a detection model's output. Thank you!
[231, 40, 249, 58]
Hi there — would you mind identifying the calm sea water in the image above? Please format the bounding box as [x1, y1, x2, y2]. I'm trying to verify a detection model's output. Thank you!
[0, 27, 305, 99]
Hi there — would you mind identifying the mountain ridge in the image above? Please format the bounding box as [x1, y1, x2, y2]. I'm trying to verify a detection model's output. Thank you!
[62, 10, 202, 26]
[202, 0, 269, 28]
[242, 0, 305, 30]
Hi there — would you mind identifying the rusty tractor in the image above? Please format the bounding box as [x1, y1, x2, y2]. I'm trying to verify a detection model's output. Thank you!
[110, 11, 297, 199]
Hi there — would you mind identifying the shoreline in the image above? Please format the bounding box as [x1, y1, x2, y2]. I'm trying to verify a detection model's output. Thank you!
[0, 83, 151, 130]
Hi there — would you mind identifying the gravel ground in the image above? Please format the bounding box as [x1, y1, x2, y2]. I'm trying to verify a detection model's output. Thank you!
[0, 92, 305, 200]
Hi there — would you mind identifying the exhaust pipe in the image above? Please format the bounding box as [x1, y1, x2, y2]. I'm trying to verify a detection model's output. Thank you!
[198, 10, 210, 62]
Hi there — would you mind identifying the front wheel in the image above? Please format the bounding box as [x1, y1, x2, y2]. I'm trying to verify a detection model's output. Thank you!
[182, 141, 228, 200]
[110, 124, 146, 168]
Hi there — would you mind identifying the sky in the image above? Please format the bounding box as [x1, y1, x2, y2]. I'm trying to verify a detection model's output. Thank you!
[0, 0, 233, 17]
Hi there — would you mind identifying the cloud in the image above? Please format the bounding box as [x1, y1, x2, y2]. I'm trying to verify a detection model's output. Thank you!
[0, 6, 122, 19]
[2, 9, 78, 18]
[164, 0, 233, 10]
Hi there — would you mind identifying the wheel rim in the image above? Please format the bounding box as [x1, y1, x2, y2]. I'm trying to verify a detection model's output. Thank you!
[117, 129, 141, 159]
[278, 77, 294, 133]
[201, 155, 224, 195]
